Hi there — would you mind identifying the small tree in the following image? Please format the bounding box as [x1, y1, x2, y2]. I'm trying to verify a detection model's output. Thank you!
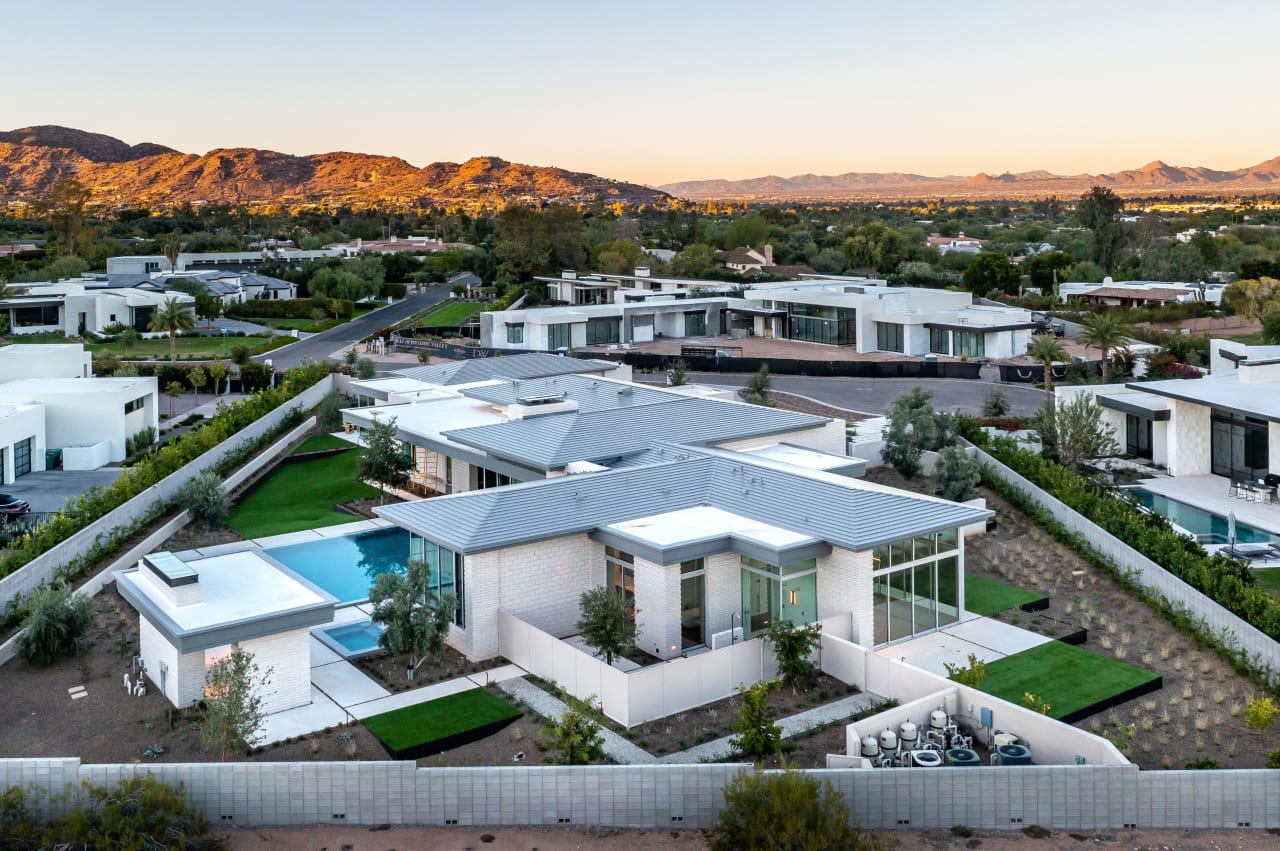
[711, 764, 884, 851]
[765, 621, 822, 690]
[344, 347, 359, 367]
[1244, 697, 1278, 732]
[417, 349, 431, 365]
[980, 385, 1010, 418]
[368, 558, 456, 677]
[355, 356, 377, 380]
[1022, 692, 1052, 715]
[357, 416, 412, 503]
[667, 358, 689, 387]
[147, 296, 197, 363]
[16, 583, 93, 666]
[119, 327, 140, 358]
[881, 386, 954, 478]
[742, 364, 772, 405]
[164, 380, 184, 417]
[730, 680, 782, 761]
[934, 445, 981, 501]
[540, 694, 605, 765]
[944, 652, 987, 688]
[576, 585, 637, 666]
[319, 391, 348, 429]
[176, 471, 229, 528]
[207, 358, 228, 396]
[1037, 394, 1118, 470]
[200, 646, 270, 761]
[188, 366, 206, 403]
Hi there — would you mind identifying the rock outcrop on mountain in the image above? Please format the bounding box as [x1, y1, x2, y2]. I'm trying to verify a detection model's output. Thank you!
[0, 126, 669, 209]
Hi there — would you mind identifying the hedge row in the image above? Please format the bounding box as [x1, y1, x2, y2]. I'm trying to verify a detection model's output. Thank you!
[962, 422, 1280, 646]
[226, 298, 354, 320]
[0, 360, 332, 581]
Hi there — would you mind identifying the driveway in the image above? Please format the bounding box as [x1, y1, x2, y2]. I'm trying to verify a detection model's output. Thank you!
[257, 285, 452, 370]
[689, 373, 1046, 416]
[3, 469, 125, 513]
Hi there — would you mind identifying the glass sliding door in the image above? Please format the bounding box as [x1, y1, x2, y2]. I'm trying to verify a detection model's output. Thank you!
[870, 530, 963, 646]
[1210, 410, 1270, 481]
[680, 560, 705, 649]
[741, 556, 819, 637]
[742, 569, 777, 635]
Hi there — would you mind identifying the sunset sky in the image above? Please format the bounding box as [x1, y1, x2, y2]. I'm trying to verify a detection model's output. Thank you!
[4, 0, 1275, 186]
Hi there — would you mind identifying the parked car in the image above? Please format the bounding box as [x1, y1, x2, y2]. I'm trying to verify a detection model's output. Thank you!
[0, 494, 31, 520]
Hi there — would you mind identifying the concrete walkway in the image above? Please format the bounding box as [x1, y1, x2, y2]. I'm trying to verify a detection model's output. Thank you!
[497, 676, 886, 765]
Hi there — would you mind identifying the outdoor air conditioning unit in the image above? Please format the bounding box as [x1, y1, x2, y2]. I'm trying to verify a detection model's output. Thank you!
[710, 627, 744, 650]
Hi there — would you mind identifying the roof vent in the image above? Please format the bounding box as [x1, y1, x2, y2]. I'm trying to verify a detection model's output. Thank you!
[515, 392, 569, 406]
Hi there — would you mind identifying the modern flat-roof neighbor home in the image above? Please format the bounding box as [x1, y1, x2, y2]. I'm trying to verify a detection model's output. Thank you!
[0, 343, 91, 382]
[107, 249, 340, 275]
[1058, 339, 1280, 481]
[339, 353, 989, 670]
[482, 275, 1036, 358]
[0, 279, 197, 337]
[116, 550, 336, 713]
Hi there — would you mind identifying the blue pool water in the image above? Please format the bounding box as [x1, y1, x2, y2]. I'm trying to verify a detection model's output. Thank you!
[265, 527, 410, 603]
[317, 620, 385, 658]
[1126, 489, 1280, 546]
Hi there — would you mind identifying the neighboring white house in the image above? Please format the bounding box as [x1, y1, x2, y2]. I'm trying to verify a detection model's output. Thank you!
[482, 276, 1036, 358]
[0, 280, 197, 337]
[0, 375, 159, 466]
[0, 402, 47, 484]
[107, 249, 339, 275]
[116, 551, 336, 713]
[1057, 339, 1280, 481]
[1058, 278, 1224, 307]
[0, 344, 91, 382]
[926, 232, 983, 254]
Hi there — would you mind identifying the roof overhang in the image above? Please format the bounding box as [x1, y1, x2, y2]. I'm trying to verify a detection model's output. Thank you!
[1099, 393, 1171, 421]
[923, 321, 1038, 333]
[588, 527, 831, 568]
[727, 307, 787, 317]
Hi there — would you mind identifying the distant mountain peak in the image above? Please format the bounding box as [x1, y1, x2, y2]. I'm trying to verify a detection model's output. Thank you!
[0, 126, 668, 209]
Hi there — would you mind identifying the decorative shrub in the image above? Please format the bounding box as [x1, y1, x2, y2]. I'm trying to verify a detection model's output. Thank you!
[16, 583, 93, 665]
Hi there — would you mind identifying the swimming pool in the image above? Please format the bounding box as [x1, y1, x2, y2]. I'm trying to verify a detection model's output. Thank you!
[1125, 488, 1280, 546]
[265, 527, 410, 603]
[315, 620, 385, 659]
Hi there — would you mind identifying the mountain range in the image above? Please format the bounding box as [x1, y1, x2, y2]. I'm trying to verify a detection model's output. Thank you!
[0, 126, 670, 210]
[658, 157, 1280, 200]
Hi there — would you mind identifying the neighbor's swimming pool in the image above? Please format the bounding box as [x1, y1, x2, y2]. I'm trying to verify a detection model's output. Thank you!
[265, 527, 410, 603]
[1126, 488, 1280, 546]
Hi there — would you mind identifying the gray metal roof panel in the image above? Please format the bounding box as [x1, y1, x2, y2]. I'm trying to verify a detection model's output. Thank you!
[393, 352, 619, 386]
[442, 397, 832, 469]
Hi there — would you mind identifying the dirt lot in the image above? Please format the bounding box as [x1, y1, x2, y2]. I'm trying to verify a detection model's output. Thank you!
[866, 466, 1280, 770]
[223, 825, 1280, 850]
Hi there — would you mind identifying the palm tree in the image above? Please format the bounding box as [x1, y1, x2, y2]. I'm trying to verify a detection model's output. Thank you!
[162, 232, 182, 273]
[1077, 312, 1127, 383]
[1026, 333, 1068, 408]
[148, 296, 197, 363]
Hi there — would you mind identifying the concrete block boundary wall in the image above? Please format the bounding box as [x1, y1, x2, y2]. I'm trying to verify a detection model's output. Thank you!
[0, 375, 336, 614]
[969, 444, 1280, 681]
[3, 759, 1279, 831]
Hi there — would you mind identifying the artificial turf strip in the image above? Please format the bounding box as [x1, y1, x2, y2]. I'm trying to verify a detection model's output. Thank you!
[421, 301, 484, 326]
[974, 641, 1159, 720]
[291, 433, 355, 454]
[964, 575, 1044, 615]
[362, 688, 522, 753]
[226, 450, 380, 537]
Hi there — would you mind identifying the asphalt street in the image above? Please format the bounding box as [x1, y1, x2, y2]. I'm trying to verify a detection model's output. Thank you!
[687, 373, 1045, 417]
[256, 284, 451, 370]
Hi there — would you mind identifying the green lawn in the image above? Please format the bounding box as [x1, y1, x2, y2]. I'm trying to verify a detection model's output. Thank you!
[1254, 568, 1280, 598]
[88, 335, 272, 360]
[965, 575, 1044, 615]
[362, 688, 521, 752]
[420, 301, 483, 327]
[226, 449, 379, 537]
[974, 641, 1159, 720]
[291, 433, 355, 455]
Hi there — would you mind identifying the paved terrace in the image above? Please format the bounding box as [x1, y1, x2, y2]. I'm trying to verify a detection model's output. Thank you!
[1138, 474, 1280, 538]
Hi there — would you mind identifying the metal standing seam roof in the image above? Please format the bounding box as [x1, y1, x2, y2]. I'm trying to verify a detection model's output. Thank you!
[441, 396, 833, 469]
[392, 352, 619, 386]
[457, 373, 679, 413]
[374, 449, 990, 556]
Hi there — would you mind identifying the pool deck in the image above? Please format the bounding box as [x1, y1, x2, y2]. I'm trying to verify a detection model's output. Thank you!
[875, 611, 1053, 678]
[171, 518, 399, 563]
[1138, 475, 1280, 538]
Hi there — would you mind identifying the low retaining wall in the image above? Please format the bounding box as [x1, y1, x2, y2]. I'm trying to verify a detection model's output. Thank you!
[0, 376, 334, 614]
[3, 758, 1279, 831]
[970, 444, 1280, 681]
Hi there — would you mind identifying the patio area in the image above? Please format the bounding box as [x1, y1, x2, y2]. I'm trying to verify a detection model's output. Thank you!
[874, 611, 1052, 678]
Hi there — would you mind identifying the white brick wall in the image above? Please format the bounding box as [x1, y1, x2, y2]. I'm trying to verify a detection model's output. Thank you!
[240, 629, 312, 714]
[138, 618, 205, 706]
[818, 547, 870, 642]
[704, 552, 742, 639]
[632, 557, 680, 659]
[465, 535, 601, 660]
[1167, 399, 1211, 476]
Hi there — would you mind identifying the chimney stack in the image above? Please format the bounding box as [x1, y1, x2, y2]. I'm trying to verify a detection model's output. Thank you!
[764, 244, 774, 266]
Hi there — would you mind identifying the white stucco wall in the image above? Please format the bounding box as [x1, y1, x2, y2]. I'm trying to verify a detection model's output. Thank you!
[0, 378, 159, 463]
[1166, 398, 1212, 476]
[0, 345, 92, 381]
[0, 404, 46, 484]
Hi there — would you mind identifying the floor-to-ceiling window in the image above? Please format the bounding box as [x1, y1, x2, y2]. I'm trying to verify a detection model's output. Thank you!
[684, 311, 707, 337]
[408, 535, 465, 627]
[954, 330, 985, 359]
[1126, 414, 1153, 459]
[929, 328, 950, 355]
[680, 559, 705, 649]
[585, 318, 620, 345]
[606, 546, 635, 601]
[547, 323, 571, 350]
[872, 529, 960, 645]
[1210, 409, 1269, 481]
[740, 556, 818, 637]
[876, 322, 905, 353]
[787, 305, 855, 346]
